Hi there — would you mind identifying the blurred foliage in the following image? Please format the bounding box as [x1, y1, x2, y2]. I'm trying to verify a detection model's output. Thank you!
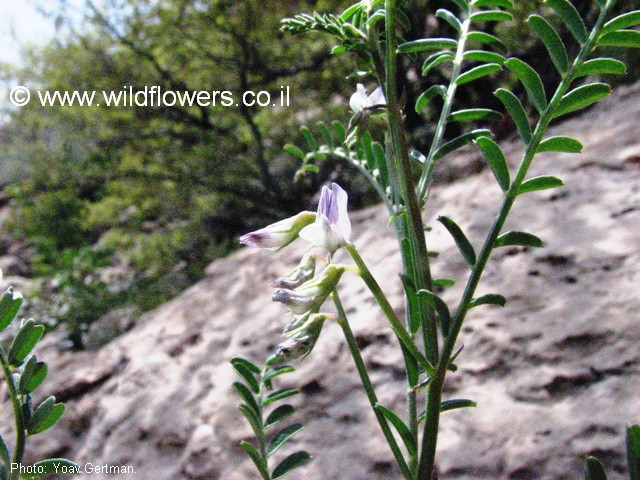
[0, 0, 638, 346]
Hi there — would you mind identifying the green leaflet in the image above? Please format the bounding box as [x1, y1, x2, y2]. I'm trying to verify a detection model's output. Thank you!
[398, 38, 458, 53]
[267, 423, 304, 457]
[433, 278, 456, 287]
[467, 31, 507, 52]
[598, 30, 640, 48]
[417, 289, 452, 337]
[470, 10, 513, 23]
[537, 136, 583, 153]
[528, 15, 569, 74]
[265, 404, 295, 430]
[474, 137, 510, 191]
[463, 50, 506, 64]
[8, 320, 44, 367]
[28, 397, 65, 435]
[547, 0, 588, 44]
[272, 451, 311, 479]
[375, 404, 417, 456]
[518, 175, 563, 195]
[19, 356, 48, 395]
[416, 85, 447, 113]
[494, 88, 532, 142]
[448, 108, 502, 122]
[232, 382, 260, 415]
[448, 0, 470, 13]
[263, 388, 299, 406]
[471, 0, 513, 7]
[603, 11, 640, 34]
[495, 231, 543, 248]
[436, 9, 462, 32]
[422, 52, 455, 76]
[505, 58, 547, 113]
[263, 365, 295, 384]
[456, 63, 502, 86]
[553, 83, 610, 119]
[230, 357, 262, 375]
[232, 362, 261, 393]
[437, 216, 477, 267]
[240, 442, 270, 480]
[440, 399, 477, 412]
[317, 121, 334, 147]
[433, 129, 492, 160]
[584, 457, 608, 480]
[0, 287, 23, 332]
[575, 58, 627, 77]
[469, 294, 507, 308]
[239, 404, 263, 438]
[284, 144, 305, 160]
[300, 126, 316, 151]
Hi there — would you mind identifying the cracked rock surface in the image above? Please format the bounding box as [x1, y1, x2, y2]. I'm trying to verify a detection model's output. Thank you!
[1, 83, 640, 479]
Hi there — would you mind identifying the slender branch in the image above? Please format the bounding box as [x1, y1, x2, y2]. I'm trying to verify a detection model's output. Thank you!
[346, 244, 434, 376]
[332, 290, 412, 480]
[417, 12, 471, 204]
[417, 2, 618, 477]
[257, 368, 270, 480]
[385, 0, 438, 367]
[0, 348, 26, 477]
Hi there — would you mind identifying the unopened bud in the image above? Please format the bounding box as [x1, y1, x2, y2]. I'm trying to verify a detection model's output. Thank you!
[272, 265, 344, 315]
[274, 253, 316, 289]
[274, 314, 329, 361]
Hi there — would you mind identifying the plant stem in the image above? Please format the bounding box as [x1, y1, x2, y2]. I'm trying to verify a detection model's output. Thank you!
[384, 0, 438, 366]
[346, 244, 434, 377]
[257, 369, 270, 479]
[417, 12, 471, 204]
[0, 348, 25, 479]
[417, 2, 617, 477]
[332, 290, 412, 480]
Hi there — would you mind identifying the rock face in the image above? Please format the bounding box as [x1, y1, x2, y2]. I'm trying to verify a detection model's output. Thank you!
[2, 82, 640, 480]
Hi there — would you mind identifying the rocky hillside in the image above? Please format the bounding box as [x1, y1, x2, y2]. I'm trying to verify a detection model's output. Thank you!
[2, 82, 640, 480]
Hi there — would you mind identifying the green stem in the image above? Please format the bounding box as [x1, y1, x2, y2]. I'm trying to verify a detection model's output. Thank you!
[332, 290, 412, 480]
[257, 370, 269, 479]
[0, 348, 26, 478]
[417, 12, 471, 204]
[384, 0, 438, 367]
[417, 2, 617, 477]
[346, 243, 434, 376]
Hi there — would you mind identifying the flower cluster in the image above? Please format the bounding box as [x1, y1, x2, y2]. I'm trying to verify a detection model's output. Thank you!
[240, 183, 351, 360]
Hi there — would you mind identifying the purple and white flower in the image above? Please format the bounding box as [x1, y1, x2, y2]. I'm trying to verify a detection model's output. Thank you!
[299, 183, 352, 253]
[239, 211, 316, 251]
[349, 83, 386, 114]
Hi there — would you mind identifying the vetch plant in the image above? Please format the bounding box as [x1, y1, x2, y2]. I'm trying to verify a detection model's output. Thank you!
[232, 0, 640, 478]
[0, 271, 78, 480]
